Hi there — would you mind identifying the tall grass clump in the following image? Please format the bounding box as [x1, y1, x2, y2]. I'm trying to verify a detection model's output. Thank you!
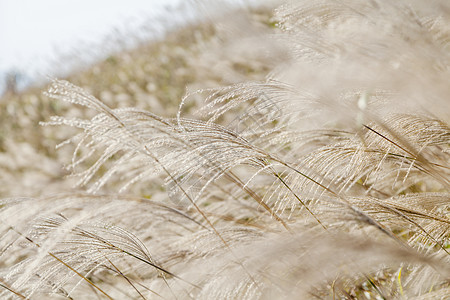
[1, 0, 449, 299]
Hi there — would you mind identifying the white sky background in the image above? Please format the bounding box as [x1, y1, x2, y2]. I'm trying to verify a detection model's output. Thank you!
[0, 0, 186, 90]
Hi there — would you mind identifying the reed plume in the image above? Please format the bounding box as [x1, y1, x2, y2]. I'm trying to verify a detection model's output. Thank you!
[1, 0, 449, 299]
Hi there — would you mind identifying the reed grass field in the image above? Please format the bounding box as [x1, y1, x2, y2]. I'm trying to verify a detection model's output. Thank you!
[1, 0, 449, 299]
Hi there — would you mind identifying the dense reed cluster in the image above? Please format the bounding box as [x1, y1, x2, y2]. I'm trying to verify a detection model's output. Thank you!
[1, 0, 449, 299]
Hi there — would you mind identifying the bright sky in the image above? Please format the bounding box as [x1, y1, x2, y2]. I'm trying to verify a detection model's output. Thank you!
[0, 0, 183, 88]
